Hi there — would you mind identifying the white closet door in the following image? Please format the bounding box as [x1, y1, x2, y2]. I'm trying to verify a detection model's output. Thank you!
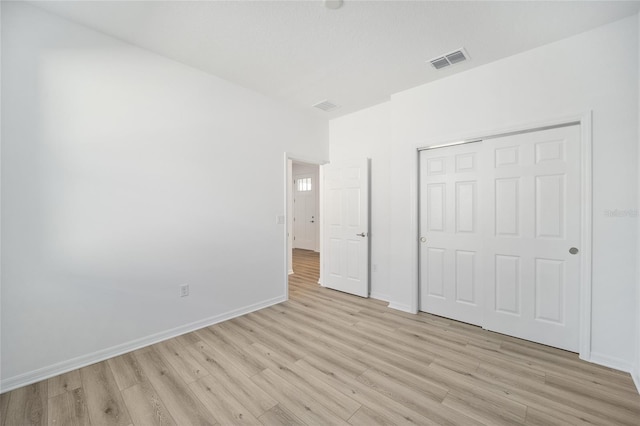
[419, 143, 485, 326]
[483, 126, 581, 351]
[419, 125, 581, 352]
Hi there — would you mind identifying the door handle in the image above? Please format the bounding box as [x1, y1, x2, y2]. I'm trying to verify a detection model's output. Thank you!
[420, 237, 426, 243]
[569, 247, 579, 255]
[356, 232, 367, 237]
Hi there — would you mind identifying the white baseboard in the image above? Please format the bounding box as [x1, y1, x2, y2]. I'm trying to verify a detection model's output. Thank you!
[288, 269, 294, 275]
[387, 301, 415, 314]
[587, 352, 634, 373]
[632, 368, 640, 394]
[0, 295, 286, 393]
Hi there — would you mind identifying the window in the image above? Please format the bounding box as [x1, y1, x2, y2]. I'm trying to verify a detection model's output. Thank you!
[297, 177, 312, 192]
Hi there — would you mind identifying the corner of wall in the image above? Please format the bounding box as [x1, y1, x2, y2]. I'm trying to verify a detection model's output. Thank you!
[0, 0, 3, 385]
[387, 301, 418, 314]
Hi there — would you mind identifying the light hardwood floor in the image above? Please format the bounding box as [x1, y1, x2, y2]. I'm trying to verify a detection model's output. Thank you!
[2, 248, 640, 425]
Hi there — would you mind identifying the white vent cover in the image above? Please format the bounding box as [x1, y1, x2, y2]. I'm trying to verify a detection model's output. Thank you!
[312, 100, 338, 112]
[429, 48, 469, 70]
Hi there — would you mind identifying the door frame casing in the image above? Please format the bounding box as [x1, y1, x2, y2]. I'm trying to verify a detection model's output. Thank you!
[413, 112, 593, 361]
[283, 153, 327, 300]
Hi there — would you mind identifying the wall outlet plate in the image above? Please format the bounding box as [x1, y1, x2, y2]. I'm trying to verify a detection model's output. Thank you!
[180, 284, 189, 297]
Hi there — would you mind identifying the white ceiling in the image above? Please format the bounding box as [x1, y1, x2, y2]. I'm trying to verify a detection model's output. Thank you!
[30, 0, 640, 118]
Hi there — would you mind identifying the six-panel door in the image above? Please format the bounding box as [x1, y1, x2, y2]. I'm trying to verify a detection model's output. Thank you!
[419, 143, 485, 326]
[323, 159, 370, 298]
[483, 126, 581, 351]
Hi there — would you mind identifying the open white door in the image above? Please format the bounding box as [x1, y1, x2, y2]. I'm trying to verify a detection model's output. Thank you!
[322, 159, 370, 297]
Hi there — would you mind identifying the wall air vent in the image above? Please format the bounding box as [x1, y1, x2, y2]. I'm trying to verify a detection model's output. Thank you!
[429, 48, 469, 70]
[312, 100, 338, 112]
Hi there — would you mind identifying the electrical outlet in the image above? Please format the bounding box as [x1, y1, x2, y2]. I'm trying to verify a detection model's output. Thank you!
[180, 284, 189, 297]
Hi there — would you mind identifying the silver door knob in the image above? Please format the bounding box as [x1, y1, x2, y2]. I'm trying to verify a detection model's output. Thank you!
[420, 237, 426, 243]
[356, 232, 366, 237]
[569, 247, 579, 255]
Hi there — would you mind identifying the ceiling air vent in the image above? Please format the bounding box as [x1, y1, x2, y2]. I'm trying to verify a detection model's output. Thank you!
[429, 48, 469, 70]
[430, 57, 450, 70]
[313, 100, 338, 112]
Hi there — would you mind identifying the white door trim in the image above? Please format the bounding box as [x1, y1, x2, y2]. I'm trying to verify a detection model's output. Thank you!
[283, 153, 327, 300]
[413, 112, 593, 361]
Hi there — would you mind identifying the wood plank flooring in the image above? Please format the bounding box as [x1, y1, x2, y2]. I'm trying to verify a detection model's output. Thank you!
[2, 248, 640, 425]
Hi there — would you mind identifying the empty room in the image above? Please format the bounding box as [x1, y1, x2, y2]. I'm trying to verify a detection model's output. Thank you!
[2, 0, 640, 425]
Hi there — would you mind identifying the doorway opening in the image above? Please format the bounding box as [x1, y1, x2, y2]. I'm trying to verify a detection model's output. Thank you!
[285, 156, 322, 299]
[284, 155, 370, 300]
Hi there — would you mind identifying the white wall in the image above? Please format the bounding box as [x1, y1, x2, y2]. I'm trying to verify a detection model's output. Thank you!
[330, 102, 391, 301]
[331, 15, 639, 370]
[1, 2, 328, 390]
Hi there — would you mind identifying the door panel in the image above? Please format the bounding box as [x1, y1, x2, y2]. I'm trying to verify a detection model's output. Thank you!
[495, 254, 520, 314]
[426, 247, 445, 297]
[534, 258, 564, 323]
[495, 178, 520, 236]
[455, 181, 476, 233]
[455, 250, 476, 304]
[426, 184, 445, 231]
[535, 174, 564, 238]
[322, 159, 369, 298]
